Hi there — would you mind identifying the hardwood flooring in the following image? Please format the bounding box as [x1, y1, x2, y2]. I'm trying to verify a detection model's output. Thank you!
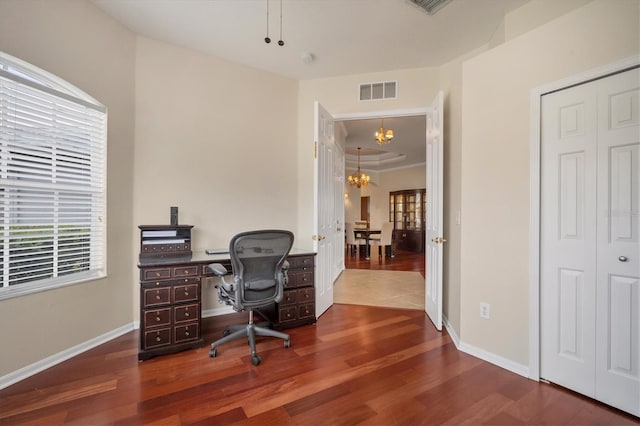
[1, 304, 636, 425]
[344, 248, 426, 276]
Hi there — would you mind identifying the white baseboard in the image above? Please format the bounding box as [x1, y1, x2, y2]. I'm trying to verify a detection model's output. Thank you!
[442, 315, 529, 378]
[0, 322, 136, 391]
[202, 306, 234, 318]
[443, 315, 460, 348]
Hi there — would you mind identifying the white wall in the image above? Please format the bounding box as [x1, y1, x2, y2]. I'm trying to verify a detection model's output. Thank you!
[460, 0, 640, 367]
[0, 0, 136, 376]
[133, 37, 300, 312]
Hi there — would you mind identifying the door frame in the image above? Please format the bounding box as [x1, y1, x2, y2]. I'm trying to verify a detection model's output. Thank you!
[528, 55, 640, 380]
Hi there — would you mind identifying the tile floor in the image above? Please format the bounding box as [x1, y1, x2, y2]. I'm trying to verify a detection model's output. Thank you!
[333, 268, 425, 310]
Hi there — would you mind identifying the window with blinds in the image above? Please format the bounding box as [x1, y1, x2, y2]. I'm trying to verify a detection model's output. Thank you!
[0, 52, 106, 299]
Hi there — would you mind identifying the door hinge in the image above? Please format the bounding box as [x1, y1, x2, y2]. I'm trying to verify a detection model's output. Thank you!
[314, 141, 318, 159]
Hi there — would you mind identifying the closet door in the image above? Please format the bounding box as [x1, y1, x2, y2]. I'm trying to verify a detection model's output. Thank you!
[541, 82, 598, 397]
[595, 69, 639, 415]
[541, 67, 639, 416]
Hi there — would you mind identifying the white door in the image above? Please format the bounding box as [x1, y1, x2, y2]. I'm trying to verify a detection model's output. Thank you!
[314, 101, 335, 318]
[594, 69, 639, 414]
[425, 91, 444, 330]
[541, 68, 639, 416]
[334, 145, 345, 280]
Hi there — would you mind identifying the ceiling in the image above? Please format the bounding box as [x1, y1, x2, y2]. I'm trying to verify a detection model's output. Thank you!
[91, 0, 530, 173]
[92, 0, 529, 81]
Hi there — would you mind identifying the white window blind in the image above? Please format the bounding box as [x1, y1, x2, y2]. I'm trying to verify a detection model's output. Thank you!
[0, 52, 106, 299]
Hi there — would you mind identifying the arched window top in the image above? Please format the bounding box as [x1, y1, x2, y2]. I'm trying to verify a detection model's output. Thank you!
[0, 51, 105, 112]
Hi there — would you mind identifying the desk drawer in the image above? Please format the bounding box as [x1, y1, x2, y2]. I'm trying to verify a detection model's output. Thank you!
[143, 268, 171, 281]
[280, 290, 297, 306]
[279, 306, 297, 323]
[175, 323, 199, 343]
[298, 303, 315, 320]
[174, 304, 199, 323]
[143, 287, 171, 307]
[286, 271, 314, 288]
[297, 288, 314, 303]
[144, 328, 171, 349]
[144, 308, 171, 328]
[173, 284, 199, 303]
[173, 265, 199, 277]
[288, 256, 314, 269]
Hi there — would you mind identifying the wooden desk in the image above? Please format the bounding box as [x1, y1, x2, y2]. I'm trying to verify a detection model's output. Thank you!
[354, 229, 381, 259]
[137, 249, 316, 360]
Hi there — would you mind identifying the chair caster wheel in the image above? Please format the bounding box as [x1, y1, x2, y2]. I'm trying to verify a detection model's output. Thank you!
[284, 340, 291, 348]
[251, 355, 261, 366]
[209, 348, 217, 358]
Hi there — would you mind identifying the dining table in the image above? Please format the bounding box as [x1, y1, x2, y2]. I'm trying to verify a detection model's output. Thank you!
[354, 228, 381, 260]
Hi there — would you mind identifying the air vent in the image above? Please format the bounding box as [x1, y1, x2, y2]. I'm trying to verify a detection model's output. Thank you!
[410, 0, 452, 15]
[359, 81, 397, 101]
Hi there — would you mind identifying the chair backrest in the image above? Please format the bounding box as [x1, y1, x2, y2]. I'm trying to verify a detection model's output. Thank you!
[229, 230, 294, 309]
[345, 222, 358, 244]
[379, 222, 394, 245]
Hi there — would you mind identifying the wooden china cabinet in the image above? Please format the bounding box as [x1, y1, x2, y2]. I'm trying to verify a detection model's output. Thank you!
[389, 189, 426, 253]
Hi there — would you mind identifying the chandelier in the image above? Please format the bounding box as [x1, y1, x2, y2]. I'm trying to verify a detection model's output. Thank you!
[374, 119, 394, 145]
[348, 147, 370, 188]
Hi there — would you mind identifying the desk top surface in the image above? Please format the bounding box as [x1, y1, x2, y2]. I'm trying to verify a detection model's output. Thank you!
[138, 248, 316, 267]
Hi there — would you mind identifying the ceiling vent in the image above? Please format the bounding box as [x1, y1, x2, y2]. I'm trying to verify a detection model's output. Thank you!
[359, 81, 397, 101]
[409, 0, 452, 15]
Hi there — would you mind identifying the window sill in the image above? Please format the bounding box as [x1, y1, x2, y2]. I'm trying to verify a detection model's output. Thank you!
[0, 270, 107, 301]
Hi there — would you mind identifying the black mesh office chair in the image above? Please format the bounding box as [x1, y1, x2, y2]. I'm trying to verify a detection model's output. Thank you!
[208, 230, 294, 365]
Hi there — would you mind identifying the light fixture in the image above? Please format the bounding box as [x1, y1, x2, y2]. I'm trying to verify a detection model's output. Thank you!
[374, 119, 394, 145]
[348, 147, 370, 188]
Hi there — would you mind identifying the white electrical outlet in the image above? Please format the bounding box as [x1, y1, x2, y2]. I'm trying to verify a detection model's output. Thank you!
[480, 302, 490, 319]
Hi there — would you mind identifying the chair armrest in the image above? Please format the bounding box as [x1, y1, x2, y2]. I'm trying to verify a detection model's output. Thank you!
[208, 263, 228, 276]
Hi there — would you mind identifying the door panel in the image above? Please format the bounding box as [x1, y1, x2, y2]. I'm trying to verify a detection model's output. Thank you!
[314, 101, 335, 318]
[595, 68, 639, 416]
[425, 91, 444, 330]
[541, 82, 597, 397]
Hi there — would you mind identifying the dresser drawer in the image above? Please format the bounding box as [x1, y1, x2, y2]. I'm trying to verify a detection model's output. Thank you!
[144, 308, 171, 328]
[142, 267, 171, 281]
[174, 303, 199, 323]
[173, 284, 199, 303]
[143, 287, 171, 307]
[298, 303, 315, 320]
[280, 290, 297, 306]
[144, 328, 171, 349]
[175, 323, 199, 343]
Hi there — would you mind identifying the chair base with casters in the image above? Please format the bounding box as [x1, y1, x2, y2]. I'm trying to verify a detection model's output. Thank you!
[208, 229, 294, 366]
[209, 309, 290, 366]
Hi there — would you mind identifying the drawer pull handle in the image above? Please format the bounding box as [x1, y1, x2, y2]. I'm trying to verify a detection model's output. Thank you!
[156, 336, 162, 342]
[156, 316, 161, 322]
[185, 331, 190, 336]
[184, 270, 189, 274]
[155, 282, 160, 286]
[185, 312, 190, 317]
[156, 294, 161, 300]
[156, 272, 161, 277]
[184, 291, 189, 296]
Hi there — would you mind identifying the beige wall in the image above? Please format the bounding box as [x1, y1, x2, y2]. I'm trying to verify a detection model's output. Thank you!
[460, 0, 640, 366]
[0, 0, 136, 376]
[133, 37, 299, 312]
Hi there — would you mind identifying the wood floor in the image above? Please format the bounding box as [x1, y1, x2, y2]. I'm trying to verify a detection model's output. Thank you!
[1, 304, 636, 425]
[344, 248, 426, 276]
